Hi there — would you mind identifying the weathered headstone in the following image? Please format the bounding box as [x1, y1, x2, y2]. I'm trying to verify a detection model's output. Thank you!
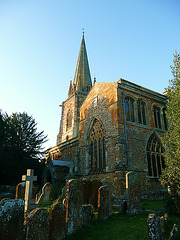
[37, 182, 52, 205]
[65, 179, 83, 234]
[15, 182, 26, 199]
[25, 208, 49, 240]
[82, 179, 102, 208]
[126, 171, 141, 213]
[0, 199, 25, 240]
[98, 185, 113, 219]
[147, 213, 163, 240]
[49, 202, 67, 240]
[22, 169, 37, 212]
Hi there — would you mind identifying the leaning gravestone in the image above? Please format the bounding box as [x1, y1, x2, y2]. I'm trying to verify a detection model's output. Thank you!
[98, 185, 113, 219]
[126, 171, 142, 213]
[25, 208, 49, 240]
[49, 202, 67, 240]
[22, 169, 37, 212]
[65, 179, 83, 234]
[0, 199, 24, 240]
[37, 182, 52, 205]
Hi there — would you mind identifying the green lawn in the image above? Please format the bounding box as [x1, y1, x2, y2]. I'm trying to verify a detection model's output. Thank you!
[64, 200, 180, 240]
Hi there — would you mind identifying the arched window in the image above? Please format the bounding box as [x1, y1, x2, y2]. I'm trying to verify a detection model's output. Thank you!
[125, 97, 135, 122]
[163, 108, 168, 130]
[147, 133, 165, 178]
[90, 119, 106, 173]
[137, 100, 146, 125]
[153, 106, 161, 129]
[66, 109, 72, 131]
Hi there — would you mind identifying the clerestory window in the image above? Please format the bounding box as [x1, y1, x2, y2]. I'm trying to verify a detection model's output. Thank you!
[125, 97, 135, 122]
[153, 106, 161, 129]
[137, 100, 146, 125]
[147, 133, 165, 178]
[90, 119, 106, 173]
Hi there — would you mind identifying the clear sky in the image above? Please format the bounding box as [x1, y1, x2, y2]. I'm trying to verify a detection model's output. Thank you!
[0, 0, 180, 150]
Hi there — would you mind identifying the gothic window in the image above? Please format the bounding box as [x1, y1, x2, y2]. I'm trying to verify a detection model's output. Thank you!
[66, 109, 72, 131]
[137, 100, 146, 125]
[163, 108, 168, 130]
[90, 119, 106, 173]
[147, 133, 165, 178]
[153, 106, 161, 129]
[125, 97, 135, 122]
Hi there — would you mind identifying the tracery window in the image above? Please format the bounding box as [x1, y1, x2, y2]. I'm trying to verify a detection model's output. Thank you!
[137, 100, 146, 125]
[90, 119, 106, 173]
[147, 133, 165, 178]
[125, 97, 135, 122]
[66, 109, 72, 131]
[153, 106, 161, 129]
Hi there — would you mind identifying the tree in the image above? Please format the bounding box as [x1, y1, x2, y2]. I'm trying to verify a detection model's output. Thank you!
[0, 111, 48, 185]
[160, 52, 180, 209]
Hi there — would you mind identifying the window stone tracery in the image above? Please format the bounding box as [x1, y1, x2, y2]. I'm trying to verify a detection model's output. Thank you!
[89, 119, 106, 173]
[147, 133, 165, 178]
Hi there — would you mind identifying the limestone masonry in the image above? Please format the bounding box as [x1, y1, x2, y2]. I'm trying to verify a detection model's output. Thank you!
[44, 33, 167, 202]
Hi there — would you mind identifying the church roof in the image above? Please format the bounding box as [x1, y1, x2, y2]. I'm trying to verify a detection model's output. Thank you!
[73, 33, 92, 92]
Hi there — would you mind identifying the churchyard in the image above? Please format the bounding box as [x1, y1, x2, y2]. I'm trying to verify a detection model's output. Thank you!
[0, 169, 179, 240]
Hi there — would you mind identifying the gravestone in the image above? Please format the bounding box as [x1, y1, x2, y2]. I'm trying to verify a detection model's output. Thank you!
[82, 204, 93, 224]
[22, 169, 37, 212]
[25, 208, 49, 240]
[126, 171, 141, 213]
[49, 202, 67, 240]
[15, 182, 26, 199]
[82, 179, 102, 208]
[65, 179, 83, 234]
[147, 213, 163, 240]
[98, 185, 113, 219]
[0, 199, 24, 240]
[37, 182, 52, 205]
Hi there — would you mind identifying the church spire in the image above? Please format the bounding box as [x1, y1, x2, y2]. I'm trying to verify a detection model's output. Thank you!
[73, 32, 92, 93]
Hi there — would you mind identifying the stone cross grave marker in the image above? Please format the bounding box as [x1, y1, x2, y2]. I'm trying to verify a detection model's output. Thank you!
[22, 169, 37, 212]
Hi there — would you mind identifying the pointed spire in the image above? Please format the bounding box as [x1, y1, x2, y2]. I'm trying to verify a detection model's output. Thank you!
[73, 33, 92, 93]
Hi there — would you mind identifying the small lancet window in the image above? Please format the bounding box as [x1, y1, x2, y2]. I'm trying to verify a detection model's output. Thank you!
[125, 97, 135, 122]
[90, 119, 106, 173]
[147, 133, 165, 178]
[137, 100, 146, 125]
[66, 109, 72, 131]
[153, 106, 161, 129]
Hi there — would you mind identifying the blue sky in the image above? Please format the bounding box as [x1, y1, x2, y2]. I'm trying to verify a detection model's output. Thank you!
[0, 0, 180, 150]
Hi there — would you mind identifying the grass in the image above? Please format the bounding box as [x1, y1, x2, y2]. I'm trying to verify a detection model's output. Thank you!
[64, 200, 180, 240]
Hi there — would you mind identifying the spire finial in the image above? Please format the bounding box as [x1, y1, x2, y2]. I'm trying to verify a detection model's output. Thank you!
[82, 28, 84, 36]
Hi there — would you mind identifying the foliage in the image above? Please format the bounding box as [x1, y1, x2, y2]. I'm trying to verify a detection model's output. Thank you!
[160, 52, 180, 203]
[0, 111, 47, 185]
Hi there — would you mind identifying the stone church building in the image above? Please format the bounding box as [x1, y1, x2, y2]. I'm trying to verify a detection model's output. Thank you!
[44, 33, 167, 199]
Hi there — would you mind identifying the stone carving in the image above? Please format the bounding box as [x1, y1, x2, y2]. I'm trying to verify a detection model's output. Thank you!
[0, 199, 24, 240]
[25, 208, 49, 240]
[126, 171, 142, 213]
[49, 202, 67, 240]
[37, 182, 52, 205]
[65, 179, 83, 234]
[98, 185, 113, 219]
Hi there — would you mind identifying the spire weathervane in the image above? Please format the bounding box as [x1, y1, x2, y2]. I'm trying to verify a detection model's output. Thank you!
[82, 28, 84, 35]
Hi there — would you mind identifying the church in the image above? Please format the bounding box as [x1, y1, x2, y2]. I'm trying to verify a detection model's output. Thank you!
[44, 33, 167, 199]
